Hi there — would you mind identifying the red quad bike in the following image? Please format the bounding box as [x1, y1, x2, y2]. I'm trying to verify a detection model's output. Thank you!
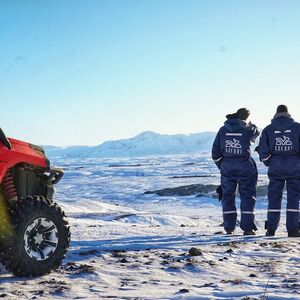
[0, 128, 70, 277]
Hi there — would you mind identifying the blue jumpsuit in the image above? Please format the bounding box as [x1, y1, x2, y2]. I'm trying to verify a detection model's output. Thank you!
[258, 115, 300, 232]
[212, 118, 260, 232]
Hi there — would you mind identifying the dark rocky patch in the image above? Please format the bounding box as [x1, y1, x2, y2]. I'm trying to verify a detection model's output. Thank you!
[189, 247, 203, 257]
[201, 282, 218, 288]
[39, 278, 67, 285]
[145, 184, 217, 197]
[221, 278, 243, 284]
[111, 250, 127, 258]
[109, 164, 142, 167]
[259, 241, 286, 249]
[214, 231, 224, 235]
[79, 249, 100, 256]
[119, 258, 129, 264]
[145, 184, 268, 197]
[170, 175, 216, 179]
[62, 262, 96, 274]
[177, 288, 189, 294]
[108, 163, 156, 167]
[183, 162, 196, 166]
[50, 286, 69, 296]
[114, 214, 136, 221]
[217, 241, 246, 248]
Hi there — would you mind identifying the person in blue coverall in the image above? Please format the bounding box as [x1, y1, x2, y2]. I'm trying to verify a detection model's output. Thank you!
[258, 105, 300, 237]
[212, 108, 260, 235]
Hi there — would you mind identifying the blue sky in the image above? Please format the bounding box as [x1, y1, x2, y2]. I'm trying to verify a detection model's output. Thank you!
[1, 0, 300, 146]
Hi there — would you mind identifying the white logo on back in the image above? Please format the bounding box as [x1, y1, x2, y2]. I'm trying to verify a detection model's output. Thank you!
[275, 135, 293, 151]
[225, 138, 242, 154]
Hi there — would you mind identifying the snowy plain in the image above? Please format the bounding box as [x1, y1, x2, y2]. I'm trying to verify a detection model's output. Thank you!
[1, 151, 300, 299]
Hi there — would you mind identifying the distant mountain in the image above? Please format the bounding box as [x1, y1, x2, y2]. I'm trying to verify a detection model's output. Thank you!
[44, 131, 216, 158]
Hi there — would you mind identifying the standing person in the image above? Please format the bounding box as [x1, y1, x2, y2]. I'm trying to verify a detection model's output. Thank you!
[212, 108, 260, 235]
[258, 105, 300, 237]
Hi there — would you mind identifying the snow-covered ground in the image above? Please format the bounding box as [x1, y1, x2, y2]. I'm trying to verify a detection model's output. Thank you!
[1, 152, 299, 299]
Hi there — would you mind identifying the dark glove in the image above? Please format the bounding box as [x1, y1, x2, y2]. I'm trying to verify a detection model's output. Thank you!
[216, 185, 223, 201]
[216, 161, 222, 169]
[262, 155, 271, 166]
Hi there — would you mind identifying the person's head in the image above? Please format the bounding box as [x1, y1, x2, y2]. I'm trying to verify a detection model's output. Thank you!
[226, 107, 250, 121]
[276, 104, 288, 114]
[236, 108, 250, 121]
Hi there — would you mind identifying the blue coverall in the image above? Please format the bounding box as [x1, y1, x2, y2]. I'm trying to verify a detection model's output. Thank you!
[258, 114, 300, 232]
[212, 118, 260, 232]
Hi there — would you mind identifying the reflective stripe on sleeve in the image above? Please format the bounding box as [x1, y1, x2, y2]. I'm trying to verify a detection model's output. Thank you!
[262, 155, 271, 162]
[214, 156, 223, 162]
[223, 210, 237, 215]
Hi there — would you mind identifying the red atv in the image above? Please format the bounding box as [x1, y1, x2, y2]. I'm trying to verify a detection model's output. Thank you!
[0, 128, 70, 277]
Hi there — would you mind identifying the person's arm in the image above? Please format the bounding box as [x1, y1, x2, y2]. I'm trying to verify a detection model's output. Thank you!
[212, 130, 223, 169]
[258, 128, 271, 166]
[248, 122, 260, 143]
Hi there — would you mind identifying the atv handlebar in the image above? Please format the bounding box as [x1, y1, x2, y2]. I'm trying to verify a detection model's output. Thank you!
[47, 168, 64, 185]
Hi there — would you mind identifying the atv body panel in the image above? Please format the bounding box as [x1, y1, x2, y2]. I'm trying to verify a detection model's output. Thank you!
[0, 138, 49, 182]
[0, 133, 63, 201]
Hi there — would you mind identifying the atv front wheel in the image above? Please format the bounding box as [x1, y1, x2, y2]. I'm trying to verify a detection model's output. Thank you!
[0, 195, 70, 277]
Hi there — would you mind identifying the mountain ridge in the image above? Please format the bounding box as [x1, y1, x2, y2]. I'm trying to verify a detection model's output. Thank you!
[44, 131, 216, 158]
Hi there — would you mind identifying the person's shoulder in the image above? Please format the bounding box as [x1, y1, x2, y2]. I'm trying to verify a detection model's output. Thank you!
[293, 121, 300, 130]
[217, 125, 226, 133]
[262, 123, 272, 132]
[256, 124, 271, 137]
[293, 121, 300, 126]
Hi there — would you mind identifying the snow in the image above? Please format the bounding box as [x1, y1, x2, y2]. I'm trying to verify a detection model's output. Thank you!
[1, 152, 299, 299]
[44, 131, 216, 158]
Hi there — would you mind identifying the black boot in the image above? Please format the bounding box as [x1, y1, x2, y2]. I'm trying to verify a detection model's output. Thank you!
[266, 230, 275, 237]
[288, 230, 300, 237]
[244, 230, 256, 236]
[226, 231, 234, 235]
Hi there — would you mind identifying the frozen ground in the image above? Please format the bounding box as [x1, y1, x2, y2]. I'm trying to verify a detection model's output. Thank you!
[1, 152, 299, 299]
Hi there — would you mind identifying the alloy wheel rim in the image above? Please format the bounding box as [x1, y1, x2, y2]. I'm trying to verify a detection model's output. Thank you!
[23, 218, 58, 261]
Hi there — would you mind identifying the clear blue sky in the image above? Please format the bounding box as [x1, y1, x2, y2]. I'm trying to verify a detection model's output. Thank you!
[1, 0, 300, 146]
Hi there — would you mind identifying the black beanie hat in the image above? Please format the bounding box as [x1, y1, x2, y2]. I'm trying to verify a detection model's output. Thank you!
[276, 105, 288, 114]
